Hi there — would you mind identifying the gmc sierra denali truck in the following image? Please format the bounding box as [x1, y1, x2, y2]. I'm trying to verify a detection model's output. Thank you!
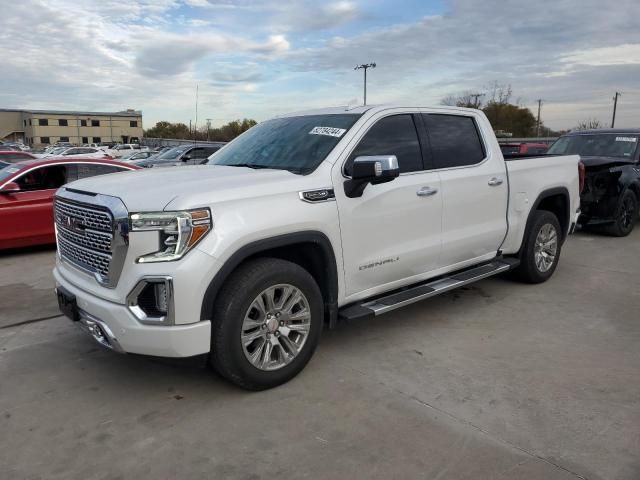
[53, 105, 581, 390]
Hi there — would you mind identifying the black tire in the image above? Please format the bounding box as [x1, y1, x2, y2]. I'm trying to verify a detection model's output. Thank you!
[209, 258, 323, 390]
[514, 210, 563, 284]
[606, 190, 637, 237]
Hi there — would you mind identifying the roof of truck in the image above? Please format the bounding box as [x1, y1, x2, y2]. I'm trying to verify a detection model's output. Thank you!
[276, 104, 481, 118]
[566, 128, 640, 135]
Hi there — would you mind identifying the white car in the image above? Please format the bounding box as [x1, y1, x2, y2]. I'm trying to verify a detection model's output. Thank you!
[108, 144, 148, 158]
[42, 147, 111, 159]
[53, 105, 582, 390]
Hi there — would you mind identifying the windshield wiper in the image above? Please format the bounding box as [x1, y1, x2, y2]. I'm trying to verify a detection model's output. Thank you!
[223, 163, 276, 170]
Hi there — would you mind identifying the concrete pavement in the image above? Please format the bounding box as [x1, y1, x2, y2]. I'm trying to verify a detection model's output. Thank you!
[0, 229, 638, 479]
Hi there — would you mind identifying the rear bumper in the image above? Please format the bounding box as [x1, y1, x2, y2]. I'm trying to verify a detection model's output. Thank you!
[54, 266, 211, 358]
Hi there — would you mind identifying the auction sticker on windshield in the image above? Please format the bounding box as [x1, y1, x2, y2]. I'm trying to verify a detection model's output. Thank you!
[309, 126, 347, 137]
[615, 137, 637, 142]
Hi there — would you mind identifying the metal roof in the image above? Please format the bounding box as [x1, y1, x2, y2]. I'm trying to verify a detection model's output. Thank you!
[0, 108, 142, 117]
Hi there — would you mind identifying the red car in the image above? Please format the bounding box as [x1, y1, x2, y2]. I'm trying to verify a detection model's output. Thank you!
[0, 150, 37, 167]
[0, 157, 139, 249]
[499, 142, 549, 156]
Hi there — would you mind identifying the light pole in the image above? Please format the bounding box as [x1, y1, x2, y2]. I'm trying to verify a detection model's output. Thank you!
[354, 63, 376, 105]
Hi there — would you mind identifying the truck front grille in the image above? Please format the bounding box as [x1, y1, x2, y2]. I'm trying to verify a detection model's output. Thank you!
[54, 199, 115, 281]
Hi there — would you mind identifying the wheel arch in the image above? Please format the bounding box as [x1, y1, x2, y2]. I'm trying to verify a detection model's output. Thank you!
[201, 231, 340, 328]
[519, 187, 571, 254]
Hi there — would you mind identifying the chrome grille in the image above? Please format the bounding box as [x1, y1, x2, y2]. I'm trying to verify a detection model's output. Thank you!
[54, 199, 114, 280]
[55, 200, 112, 232]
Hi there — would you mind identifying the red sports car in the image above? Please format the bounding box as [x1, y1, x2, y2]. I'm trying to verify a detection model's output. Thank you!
[0, 157, 139, 249]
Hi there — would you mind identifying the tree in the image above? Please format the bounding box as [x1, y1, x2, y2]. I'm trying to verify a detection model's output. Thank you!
[573, 118, 603, 131]
[145, 118, 257, 141]
[440, 91, 485, 109]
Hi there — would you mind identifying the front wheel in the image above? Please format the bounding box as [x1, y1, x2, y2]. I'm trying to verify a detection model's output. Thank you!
[606, 190, 637, 237]
[514, 210, 562, 284]
[210, 258, 323, 390]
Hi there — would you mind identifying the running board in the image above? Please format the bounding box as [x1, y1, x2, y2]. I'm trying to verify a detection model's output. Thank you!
[339, 258, 519, 320]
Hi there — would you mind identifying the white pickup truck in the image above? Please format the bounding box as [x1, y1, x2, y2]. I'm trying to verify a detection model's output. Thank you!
[53, 105, 581, 390]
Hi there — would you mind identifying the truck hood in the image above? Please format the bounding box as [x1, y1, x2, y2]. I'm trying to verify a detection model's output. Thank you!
[63, 165, 313, 211]
[580, 156, 635, 171]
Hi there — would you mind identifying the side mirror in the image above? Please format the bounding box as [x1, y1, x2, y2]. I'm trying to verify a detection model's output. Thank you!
[344, 155, 399, 198]
[182, 154, 191, 162]
[0, 182, 21, 194]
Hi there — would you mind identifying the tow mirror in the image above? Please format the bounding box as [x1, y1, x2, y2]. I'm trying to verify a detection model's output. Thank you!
[344, 155, 399, 198]
[0, 182, 21, 194]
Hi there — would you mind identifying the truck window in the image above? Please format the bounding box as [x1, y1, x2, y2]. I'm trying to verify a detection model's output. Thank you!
[423, 114, 486, 169]
[346, 114, 423, 175]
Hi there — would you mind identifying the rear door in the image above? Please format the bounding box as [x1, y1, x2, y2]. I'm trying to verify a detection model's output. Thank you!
[422, 113, 508, 269]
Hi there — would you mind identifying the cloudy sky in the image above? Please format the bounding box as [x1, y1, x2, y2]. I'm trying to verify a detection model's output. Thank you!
[1, 0, 639, 130]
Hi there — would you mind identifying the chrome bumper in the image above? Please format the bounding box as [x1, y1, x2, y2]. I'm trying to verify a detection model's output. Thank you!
[76, 309, 125, 353]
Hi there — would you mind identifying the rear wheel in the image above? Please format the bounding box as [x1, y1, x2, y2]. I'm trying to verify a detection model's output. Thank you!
[606, 190, 637, 237]
[209, 258, 323, 390]
[514, 210, 562, 284]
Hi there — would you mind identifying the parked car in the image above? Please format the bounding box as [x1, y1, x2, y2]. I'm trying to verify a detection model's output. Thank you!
[0, 151, 36, 163]
[42, 147, 112, 160]
[500, 142, 549, 156]
[0, 158, 139, 249]
[108, 144, 147, 158]
[547, 128, 640, 236]
[119, 150, 158, 162]
[3, 142, 31, 151]
[52, 105, 581, 390]
[0, 145, 20, 152]
[134, 143, 224, 168]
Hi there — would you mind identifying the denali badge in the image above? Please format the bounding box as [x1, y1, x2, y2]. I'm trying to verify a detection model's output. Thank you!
[359, 257, 400, 271]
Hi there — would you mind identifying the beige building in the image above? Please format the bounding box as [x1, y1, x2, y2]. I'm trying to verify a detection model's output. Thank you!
[0, 108, 143, 146]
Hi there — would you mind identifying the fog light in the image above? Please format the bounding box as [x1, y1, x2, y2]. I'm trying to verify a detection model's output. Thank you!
[127, 277, 174, 325]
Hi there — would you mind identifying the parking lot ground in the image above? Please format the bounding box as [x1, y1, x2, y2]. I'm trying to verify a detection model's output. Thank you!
[1, 229, 639, 480]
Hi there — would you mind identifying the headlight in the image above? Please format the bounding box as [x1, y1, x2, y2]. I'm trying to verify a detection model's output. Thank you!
[130, 209, 211, 263]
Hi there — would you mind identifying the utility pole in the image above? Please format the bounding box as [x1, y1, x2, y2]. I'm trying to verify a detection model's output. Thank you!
[536, 99, 543, 137]
[206, 118, 212, 141]
[354, 63, 376, 105]
[611, 92, 621, 128]
[469, 92, 484, 109]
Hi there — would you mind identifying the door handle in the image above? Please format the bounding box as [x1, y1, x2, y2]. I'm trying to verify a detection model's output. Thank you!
[488, 177, 504, 187]
[416, 186, 438, 197]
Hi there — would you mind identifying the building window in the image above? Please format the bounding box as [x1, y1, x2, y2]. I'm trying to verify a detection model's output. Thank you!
[60, 136, 70, 142]
[58, 119, 68, 126]
[130, 120, 138, 127]
[29, 119, 32, 126]
[23, 120, 26, 127]
[40, 137, 50, 144]
[82, 137, 88, 144]
[91, 120, 100, 127]
[81, 119, 87, 127]
[38, 119, 48, 126]
[92, 137, 101, 143]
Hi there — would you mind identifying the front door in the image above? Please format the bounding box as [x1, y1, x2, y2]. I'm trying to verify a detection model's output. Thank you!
[334, 112, 442, 301]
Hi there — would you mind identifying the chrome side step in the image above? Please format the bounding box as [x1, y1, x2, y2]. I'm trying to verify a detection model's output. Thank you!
[339, 258, 519, 320]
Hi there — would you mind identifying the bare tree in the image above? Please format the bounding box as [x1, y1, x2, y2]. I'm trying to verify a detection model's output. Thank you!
[440, 91, 485, 109]
[486, 81, 513, 105]
[574, 118, 603, 131]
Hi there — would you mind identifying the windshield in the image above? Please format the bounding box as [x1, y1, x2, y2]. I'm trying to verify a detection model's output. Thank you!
[548, 134, 639, 158]
[156, 145, 190, 160]
[207, 114, 361, 173]
[0, 165, 21, 183]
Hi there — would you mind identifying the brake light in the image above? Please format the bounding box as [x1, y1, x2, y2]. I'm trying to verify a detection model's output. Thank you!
[578, 161, 585, 193]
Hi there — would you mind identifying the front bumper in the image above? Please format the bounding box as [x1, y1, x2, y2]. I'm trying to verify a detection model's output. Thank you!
[54, 266, 211, 358]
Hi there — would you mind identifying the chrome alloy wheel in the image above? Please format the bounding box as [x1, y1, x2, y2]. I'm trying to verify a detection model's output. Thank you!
[534, 223, 558, 273]
[241, 284, 311, 371]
